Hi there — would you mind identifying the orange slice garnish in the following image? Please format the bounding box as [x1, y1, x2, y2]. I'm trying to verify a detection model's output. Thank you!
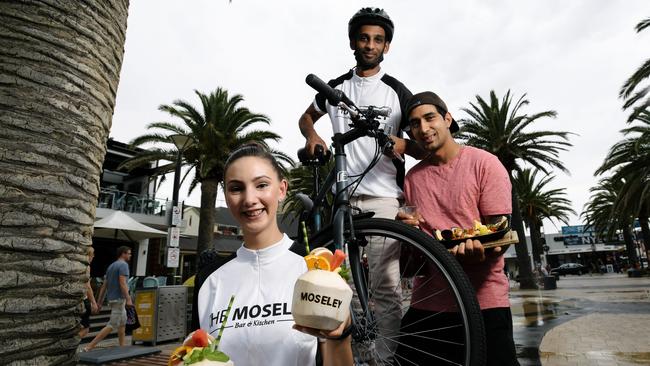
[309, 248, 334, 265]
[305, 255, 331, 271]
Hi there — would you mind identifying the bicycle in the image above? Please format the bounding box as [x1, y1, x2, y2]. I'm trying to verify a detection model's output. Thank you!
[294, 74, 486, 366]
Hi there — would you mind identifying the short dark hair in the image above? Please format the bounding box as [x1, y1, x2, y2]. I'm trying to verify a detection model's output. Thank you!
[224, 143, 284, 181]
[116, 246, 131, 258]
[432, 105, 447, 117]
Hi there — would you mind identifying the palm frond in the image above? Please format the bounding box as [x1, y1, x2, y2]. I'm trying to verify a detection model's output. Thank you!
[636, 17, 650, 32]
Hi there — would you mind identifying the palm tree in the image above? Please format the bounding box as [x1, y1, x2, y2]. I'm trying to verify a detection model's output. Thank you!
[514, 169, 575, 264]
[595, 109, 650, 252]
[582, 177, 638, 266]
[620, 17, 650, 122]
[121, 89, 292, 257]
[458, 90, 573, 289]
[0, 1, 129, 364]
[281, 159, 335, 231]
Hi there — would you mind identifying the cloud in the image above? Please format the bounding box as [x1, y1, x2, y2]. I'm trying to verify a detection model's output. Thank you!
[110, 0, 649, 229]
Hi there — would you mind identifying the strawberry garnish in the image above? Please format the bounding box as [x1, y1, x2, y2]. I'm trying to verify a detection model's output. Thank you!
[330, 249, 346, 270]
[191, 328, 209, 347]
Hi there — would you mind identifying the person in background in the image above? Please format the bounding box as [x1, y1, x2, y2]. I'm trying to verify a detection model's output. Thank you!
[83, 246, 132, 351]
[79, 246, 98, 339]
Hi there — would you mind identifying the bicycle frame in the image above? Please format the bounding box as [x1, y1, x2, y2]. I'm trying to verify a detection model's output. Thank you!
[303, 116, 394, 337]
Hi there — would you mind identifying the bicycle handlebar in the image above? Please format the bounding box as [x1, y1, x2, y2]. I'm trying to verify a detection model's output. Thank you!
[306, 74, 344, 106]
[304, 73, 403, 163]
[306, 74, 358, 117]
[297, 144, 331, 165]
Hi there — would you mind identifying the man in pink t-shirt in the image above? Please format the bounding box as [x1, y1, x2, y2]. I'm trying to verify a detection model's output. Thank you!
[395, 92, 520, 365]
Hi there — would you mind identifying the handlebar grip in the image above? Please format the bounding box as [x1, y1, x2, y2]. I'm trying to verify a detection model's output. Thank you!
[314, 144, 324, 157]
[314, 145, 332, 164]
[306, 74, 342, 105]
[297, 145, 331, 165]
[297, 148, 310, 163]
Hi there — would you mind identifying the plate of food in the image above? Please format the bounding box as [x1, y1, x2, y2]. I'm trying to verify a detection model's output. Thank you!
[433, 216, 510, 249]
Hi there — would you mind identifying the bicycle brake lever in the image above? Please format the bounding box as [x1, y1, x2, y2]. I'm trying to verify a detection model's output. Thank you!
[381, 135, 404, 163]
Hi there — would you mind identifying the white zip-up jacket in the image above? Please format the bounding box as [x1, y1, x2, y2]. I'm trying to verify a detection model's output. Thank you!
[313, 68, 412, 198]
[197, 234, 317, 366]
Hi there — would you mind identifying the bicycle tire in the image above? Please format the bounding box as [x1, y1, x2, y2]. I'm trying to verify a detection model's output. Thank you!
[310, 218, 486, 366]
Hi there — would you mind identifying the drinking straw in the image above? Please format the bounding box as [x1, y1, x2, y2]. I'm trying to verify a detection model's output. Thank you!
[301, 221, 310, 253]
[215, 295, 235, 350]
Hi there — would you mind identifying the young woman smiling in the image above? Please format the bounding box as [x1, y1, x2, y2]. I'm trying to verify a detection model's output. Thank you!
[195, 144, 352, 366]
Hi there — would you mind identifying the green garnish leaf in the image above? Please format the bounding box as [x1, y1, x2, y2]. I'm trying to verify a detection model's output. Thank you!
[204, 350, 230, 362]
[338, 264, 350, 281]
[183, 346, 230, 364]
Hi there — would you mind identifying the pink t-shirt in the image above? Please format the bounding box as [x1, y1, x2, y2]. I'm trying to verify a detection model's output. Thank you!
[403, 146, 512, 310]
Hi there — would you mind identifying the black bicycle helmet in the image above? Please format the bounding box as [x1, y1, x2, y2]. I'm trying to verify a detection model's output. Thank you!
[348, 7, 394, 42]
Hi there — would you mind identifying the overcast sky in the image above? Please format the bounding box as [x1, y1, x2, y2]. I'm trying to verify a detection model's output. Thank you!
[109, 0, 649, 233]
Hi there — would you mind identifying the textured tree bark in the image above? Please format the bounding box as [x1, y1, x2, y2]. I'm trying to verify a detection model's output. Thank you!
[638, 203, 650, 256]
[623, 226, 638, 267]
[529, 217, 542, 265]
[197, 178, 219, 258]
[510, 177, 537, 289]
[0, 1, 129, 364]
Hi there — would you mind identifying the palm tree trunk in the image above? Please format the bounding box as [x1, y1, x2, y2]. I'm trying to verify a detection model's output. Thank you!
[0, 1, 129, 364]
[638, 203, 650, 258]
[510, 180, 537, 289]
[197, 178, 219, 257]
[529, 217, 542, 265]
[623, 226, 638, 267]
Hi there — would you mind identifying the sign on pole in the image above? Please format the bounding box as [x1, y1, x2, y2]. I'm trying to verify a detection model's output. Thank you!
[166, 247, 180, 268]
[172, 205, 182, 226]
[168, 227, 180, 247]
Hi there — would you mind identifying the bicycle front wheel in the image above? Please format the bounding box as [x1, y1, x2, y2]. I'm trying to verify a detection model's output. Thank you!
[311, 218, 486, 366]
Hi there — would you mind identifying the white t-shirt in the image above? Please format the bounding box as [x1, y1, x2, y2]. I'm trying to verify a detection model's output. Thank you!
[197, 235, 317, 366]
[313, 68, 412, 198]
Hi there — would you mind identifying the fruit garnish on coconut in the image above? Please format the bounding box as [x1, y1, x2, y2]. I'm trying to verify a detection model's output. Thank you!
[170, 296, 236, 366]
[292, 248, 353, 331]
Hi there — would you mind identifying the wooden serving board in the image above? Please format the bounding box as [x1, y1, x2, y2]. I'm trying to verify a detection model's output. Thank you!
[480, 230, 519, 249]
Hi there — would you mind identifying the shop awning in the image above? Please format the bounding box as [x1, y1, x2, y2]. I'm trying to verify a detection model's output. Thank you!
[94, 210, 167, 242]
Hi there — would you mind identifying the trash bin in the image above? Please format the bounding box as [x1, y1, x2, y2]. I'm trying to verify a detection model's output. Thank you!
[132, 285, 187, 346]
[543, 276, 557, 290]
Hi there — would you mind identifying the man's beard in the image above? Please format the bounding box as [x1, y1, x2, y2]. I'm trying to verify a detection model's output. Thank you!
[354, 49, 384, 70]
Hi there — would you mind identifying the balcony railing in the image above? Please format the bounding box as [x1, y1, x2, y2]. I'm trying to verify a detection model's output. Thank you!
[98, 188, 168, 216]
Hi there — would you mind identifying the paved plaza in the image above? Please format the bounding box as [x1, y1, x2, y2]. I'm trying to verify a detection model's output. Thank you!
[511, 273, 650, 366]
[78, 273, 650, 365]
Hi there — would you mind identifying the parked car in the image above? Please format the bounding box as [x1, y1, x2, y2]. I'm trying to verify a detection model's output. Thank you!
[550, 263, 589, 276]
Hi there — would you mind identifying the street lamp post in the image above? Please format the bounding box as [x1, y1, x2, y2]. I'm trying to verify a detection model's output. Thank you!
[166, 134, 193, 284]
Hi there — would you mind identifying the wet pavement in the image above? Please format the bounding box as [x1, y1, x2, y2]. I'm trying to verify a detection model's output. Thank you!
[509, 273, 650, 365]
[78, 273, 650, 365]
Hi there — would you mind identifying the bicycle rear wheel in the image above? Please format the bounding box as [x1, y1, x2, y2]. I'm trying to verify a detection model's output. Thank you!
[311, 218, 486, 366]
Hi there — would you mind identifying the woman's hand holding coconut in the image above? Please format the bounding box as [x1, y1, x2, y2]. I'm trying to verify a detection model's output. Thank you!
[292, 248, 354, 366]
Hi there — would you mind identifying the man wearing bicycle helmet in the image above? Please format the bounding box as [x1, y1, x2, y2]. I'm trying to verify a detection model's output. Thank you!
[397, 92, 520, 365]
[298, 7, 418, 362]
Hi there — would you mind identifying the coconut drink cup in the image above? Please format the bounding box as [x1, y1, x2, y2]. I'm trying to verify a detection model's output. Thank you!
[292, 268, 353, 331]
